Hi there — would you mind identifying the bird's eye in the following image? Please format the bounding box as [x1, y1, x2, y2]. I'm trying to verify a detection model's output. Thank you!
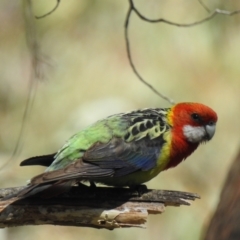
[208, 120, 215, 126]
[191, 113, 200, 121]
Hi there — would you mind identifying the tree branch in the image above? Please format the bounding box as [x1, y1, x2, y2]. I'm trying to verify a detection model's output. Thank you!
[125, 0, 240, 105]
[35, 0, 61, 19]
[130, 0, 240, 27]
[0, 186, 200, 229]
[125, 0, 175, 105]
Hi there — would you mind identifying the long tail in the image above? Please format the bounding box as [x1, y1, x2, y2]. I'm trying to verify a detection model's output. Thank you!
[17, 180, 74, 198]
[2, 180, 73, 201]
[1, 153, 75, 202]
[20, 153, 56, 167]
[0, 180, 73, 211]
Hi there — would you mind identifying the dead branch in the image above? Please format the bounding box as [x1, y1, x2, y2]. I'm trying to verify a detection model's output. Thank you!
[0, 186, 199, 229]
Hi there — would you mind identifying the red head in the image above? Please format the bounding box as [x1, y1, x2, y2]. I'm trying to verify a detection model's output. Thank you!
[166, 102, 218, 169]
[170, 102, 218, 143]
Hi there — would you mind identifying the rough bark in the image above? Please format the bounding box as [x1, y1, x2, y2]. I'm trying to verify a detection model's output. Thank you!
[0, 186, 200, 229]
[204, 148, 240, 240]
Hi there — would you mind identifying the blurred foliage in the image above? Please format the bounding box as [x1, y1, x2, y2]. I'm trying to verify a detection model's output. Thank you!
[0, 0, 240, 240]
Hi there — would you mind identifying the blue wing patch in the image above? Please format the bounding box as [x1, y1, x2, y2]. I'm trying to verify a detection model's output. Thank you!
[83, 136, 164, 177]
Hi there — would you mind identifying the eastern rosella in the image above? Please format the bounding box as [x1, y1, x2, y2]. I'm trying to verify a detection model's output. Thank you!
[19, 102, 217, 196]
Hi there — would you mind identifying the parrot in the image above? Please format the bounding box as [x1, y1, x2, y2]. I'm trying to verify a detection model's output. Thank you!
[18, 102, 217, 197]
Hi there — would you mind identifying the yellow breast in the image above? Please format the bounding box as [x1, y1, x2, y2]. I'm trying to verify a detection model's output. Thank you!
[100, 132, 172, 186]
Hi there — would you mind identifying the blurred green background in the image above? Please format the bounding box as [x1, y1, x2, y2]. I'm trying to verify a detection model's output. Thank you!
[0, 0, 240, 239]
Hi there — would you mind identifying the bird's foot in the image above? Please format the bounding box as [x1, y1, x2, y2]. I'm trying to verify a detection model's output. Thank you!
[89, 181, 97, 188]
[76, 182, 89, 188]
[76, 181, 97, 189]
[129, 184, 148, 196]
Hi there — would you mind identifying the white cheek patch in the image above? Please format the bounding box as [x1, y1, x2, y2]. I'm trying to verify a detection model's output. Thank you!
[183, 125, 206, 143]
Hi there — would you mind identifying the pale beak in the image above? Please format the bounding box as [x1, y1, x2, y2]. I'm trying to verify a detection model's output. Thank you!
[205, 123, 216, 140]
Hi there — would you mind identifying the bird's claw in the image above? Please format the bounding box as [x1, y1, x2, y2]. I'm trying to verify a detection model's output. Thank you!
[130, 184, 148, 196]
[90, 181, 97, 188]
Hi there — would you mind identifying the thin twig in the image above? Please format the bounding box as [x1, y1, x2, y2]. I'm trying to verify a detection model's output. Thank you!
[0, 0, 54, 172]
[125, 0, 175, 105]
[35, 0, 60, 19]
[197, 0, 211, 13]
[125, 0, 240, 105]
[131, 1, 240, 27]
